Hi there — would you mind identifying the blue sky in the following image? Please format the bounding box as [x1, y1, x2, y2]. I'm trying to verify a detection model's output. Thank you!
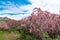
[0, 0, 31, 12]
[0, 0, 60, 20]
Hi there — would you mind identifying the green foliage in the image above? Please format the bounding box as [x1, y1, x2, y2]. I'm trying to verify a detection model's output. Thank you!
[42, 32, 47, 40]
[42, 32, 60, 40]
[17, 27, 37, 40]
[8, 27, 17, 33]
[0, 26, 40, 40]
[1, 29, 60, 40]
[0, 24, 60, 40]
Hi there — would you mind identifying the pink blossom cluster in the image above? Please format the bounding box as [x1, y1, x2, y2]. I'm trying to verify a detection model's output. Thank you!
[25, 8, 60, 38]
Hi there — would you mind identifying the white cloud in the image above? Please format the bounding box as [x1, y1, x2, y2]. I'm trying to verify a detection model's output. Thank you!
[29, 0, 60, 14]
[0, 0, 60, 20]
[0, 2, 33, 20]
[0, 13, 31, 20]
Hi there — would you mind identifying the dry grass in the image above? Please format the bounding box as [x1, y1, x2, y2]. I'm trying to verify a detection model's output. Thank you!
[0, 31, 19, 40]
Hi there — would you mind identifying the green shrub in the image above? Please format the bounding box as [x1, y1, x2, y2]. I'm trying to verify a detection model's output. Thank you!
[17, 27, 40, 40]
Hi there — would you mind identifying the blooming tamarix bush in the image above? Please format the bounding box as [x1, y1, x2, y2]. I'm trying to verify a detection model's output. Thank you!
[1, 8, 60, 40]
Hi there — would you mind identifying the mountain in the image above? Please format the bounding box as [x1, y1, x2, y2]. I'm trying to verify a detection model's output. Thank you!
[0, 17, 10, 23]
